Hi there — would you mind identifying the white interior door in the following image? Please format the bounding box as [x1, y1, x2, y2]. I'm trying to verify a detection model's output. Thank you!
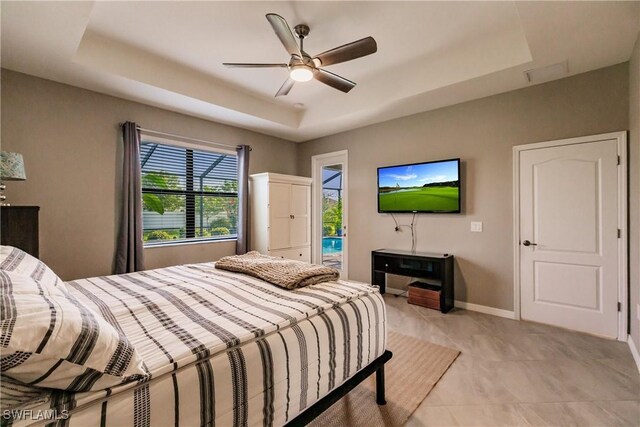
[519, 138, 621, 338]
[290, 184, 311, 247]
[312, 151, 348, 278]
[268, 182, 291, 250]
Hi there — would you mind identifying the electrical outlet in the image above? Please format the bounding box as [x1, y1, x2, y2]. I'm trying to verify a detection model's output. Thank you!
[471, 221, 483, 232]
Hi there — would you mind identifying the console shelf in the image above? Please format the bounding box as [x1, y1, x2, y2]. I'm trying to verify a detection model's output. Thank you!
[371, 249, 454, 313]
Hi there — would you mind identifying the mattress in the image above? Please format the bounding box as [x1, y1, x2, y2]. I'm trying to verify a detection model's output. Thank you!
[5, 262, 386, 426]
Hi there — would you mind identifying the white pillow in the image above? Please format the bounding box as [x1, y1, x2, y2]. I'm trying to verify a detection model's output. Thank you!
[0, 246, 66, 292]
[0, 270, 148, 391]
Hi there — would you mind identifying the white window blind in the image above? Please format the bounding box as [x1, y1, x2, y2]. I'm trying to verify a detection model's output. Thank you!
[140, 140, 238, 245]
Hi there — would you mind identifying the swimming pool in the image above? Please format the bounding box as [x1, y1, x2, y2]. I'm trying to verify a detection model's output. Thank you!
[322, 237, 343, 254]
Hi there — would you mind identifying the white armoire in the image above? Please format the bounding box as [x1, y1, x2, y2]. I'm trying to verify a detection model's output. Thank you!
[249, 173, 312, 262]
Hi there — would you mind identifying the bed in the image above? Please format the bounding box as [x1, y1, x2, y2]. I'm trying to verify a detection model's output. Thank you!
[1, 253, 388, 427]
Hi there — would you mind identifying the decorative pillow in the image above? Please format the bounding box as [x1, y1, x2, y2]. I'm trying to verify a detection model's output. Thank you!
[0, 246, 66, 292]
[0, 270, 148, 391]
[0, 268, 60, 296]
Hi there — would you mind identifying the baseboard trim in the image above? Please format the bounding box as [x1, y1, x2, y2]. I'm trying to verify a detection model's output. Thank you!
[454, 300, 517, 320]
[628, 334, 640, 373]
[384, 290, 517, 320]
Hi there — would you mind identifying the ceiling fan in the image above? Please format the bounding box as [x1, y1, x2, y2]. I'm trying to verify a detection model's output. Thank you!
[223, 13, 377, 97]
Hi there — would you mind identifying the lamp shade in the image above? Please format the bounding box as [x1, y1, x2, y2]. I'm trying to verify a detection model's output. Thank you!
[1, 151, 26, 181]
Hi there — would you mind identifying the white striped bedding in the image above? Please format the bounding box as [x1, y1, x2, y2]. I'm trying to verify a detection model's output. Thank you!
[4, 262, 386, 426]
[0, 269, 148, 392]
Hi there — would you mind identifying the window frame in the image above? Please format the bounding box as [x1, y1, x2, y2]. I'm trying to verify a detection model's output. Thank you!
[139, 134, 239, 247]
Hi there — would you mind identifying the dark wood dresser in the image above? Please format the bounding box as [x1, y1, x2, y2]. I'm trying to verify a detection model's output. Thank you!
[1, 206, 39, 257]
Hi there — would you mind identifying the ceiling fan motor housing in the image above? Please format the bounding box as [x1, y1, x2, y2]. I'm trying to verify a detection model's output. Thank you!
[294, 24, 310, 39]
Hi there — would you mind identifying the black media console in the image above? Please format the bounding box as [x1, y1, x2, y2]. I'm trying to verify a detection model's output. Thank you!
[371, 249, 455, 313]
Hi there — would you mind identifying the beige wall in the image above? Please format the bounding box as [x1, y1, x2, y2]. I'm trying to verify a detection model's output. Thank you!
[2, 62, 635, 315]
[0, 70, 298, 280]
[629, 35, 640, 348]
[297, 64, 629, 311]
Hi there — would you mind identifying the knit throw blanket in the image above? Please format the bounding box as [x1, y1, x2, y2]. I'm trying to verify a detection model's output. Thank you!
[215, 251, 340, 289]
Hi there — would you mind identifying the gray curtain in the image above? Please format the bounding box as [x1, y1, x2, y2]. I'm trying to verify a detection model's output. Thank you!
[115, 122, 144, 273]
[236, 145, 251, 254]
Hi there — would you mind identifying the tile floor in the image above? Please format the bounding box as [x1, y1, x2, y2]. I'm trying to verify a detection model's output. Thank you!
[382, 295, 640, 426]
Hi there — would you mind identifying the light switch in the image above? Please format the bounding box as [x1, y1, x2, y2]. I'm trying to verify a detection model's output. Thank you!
[471, 221, 483, 232]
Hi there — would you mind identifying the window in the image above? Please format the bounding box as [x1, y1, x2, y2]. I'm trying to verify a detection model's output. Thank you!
[140, 139, 238, 245]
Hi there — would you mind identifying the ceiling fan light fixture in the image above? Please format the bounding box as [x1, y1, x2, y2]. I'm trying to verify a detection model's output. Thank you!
[223, 14, 377, 96]
[290, 65, 313, 82]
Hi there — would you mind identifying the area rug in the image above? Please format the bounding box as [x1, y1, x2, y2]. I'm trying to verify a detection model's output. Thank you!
[310, 330, 460, 426]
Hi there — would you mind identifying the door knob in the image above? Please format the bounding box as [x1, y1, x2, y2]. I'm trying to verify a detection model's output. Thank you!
[522, 240, 538, 247]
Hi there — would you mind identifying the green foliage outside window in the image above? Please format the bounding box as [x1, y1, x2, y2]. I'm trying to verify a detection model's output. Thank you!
[322, 196, 342, 237]
[323, 224, 336, 236]
[212, 227, 230, 236]
[142, 172, 183, 215]
[142, 171, 237, 242]
[145, 230, 174, 241]
[198, 180, 238, 229]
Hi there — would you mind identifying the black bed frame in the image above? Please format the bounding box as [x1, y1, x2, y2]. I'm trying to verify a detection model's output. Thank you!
[284, 350, 393, 426]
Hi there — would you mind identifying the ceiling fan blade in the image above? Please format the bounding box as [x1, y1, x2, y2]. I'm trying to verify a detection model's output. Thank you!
[313, 36, 377, 67]
[314, 69, 356, 93]
[275, 77, 295, 97]
[223, 63, 288, 68]
[266, 13, 302, 58]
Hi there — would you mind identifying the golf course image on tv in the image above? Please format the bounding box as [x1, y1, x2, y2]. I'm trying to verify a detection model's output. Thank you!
[378, 159, 460, 213]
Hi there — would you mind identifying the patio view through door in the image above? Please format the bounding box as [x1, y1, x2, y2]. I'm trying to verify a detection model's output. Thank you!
[312, 151, 348, 278]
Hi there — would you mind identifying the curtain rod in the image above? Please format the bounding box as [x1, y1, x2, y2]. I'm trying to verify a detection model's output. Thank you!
[119, 123, 246, 150]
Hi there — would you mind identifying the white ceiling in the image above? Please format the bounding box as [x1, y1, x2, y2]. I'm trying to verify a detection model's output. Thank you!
[2, 1, 639, 142]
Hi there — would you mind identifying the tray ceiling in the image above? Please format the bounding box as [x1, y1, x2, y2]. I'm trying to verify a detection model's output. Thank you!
[2, 1, 639, 142]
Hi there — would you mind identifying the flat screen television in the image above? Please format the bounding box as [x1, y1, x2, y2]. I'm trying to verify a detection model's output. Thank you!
[377, 158, 461, 213]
